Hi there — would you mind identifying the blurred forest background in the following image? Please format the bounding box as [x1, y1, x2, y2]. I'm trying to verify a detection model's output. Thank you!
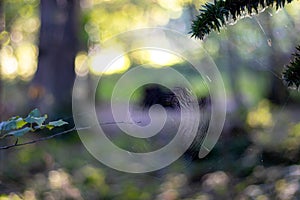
[1, 0, 300, 199]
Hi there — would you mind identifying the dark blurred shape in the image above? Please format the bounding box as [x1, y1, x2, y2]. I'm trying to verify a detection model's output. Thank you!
[29, 0, 79, 116]
[142, 84, 210, 110]
[141, 84, 211, 162]
[142, 84, 180, 109]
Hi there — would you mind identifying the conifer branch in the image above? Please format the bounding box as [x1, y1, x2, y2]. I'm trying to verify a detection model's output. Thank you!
[191, 0, 300, 90]
[191, 0, 294, 40]
[283, 46, 300, 89]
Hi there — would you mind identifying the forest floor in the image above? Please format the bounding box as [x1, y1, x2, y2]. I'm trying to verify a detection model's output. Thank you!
[0, 102, 300, 199]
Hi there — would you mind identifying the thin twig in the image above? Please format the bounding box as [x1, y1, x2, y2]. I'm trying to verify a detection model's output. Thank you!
[0, 127, 78, 150]
[0, 120, 141, 150]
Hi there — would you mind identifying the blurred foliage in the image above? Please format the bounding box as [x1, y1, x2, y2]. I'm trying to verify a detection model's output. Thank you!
[281, 122, 300, 151]
[80, 0, 192, 42]
[1, 0, 200, 79]
[1, 127, 300, 199]
[247, 99, 273, 129]
[0, 0, 39, 81]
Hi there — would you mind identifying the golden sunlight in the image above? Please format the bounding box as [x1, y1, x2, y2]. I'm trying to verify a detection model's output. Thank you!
[0, 46, 18, 79]
[89, 47, 130, 75]
[0, 43, 38, 81]
[147, 49, 182, 67]
[75, 52, 89, 77]
[15, 43, 38, 80]
[157, 0, 183, 19]
[285, 0, 300, 17]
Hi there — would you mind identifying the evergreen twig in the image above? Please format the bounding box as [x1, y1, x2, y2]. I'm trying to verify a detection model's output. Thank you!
[283, 46, 300, 89]
[191, 0, 294, 40]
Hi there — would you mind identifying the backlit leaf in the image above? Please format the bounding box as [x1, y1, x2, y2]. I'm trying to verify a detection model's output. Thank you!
[46, 120, 68, 130]
[25, 114, 47, 126]
[8, 127, 32, 137]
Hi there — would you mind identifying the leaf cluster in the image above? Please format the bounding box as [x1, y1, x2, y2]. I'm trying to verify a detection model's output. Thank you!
[0, 109, 68, 139]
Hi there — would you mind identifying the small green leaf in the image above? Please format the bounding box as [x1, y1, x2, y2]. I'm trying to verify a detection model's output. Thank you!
[49, 119, 68, 126]
[25, 114, 47, 126]
[28, 108, 41, 118]
[34, 125, 46, 130]
[0, 116, 26, 131]
[8, 127, 32, 137]
[15, 118, 27, 129]
[25, 109, 47, 126]
[45, 124, 55, 130]
[47, 119, 68, 128]
[0, 120, 17, 131]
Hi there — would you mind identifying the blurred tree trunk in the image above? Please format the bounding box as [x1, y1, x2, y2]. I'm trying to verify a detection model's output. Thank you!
[0, 0, 3, 176]
[30, 0, 79, 116]
[0, 1, 4, 121]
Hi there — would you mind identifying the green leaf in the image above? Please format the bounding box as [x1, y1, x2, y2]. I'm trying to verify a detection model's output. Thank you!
[49, 120, 68, 126]
[0, 120, 16, 131]
[8, 127, 32, 137]
[0, 116, 26, 131]
[45, 124, 54, 130]
[46, 120, 68, 130]
[28, 108, 41, 118]
[25, 114, 47, 126]
[15, 118, 27, 129]
[34, 125, 46, 130]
